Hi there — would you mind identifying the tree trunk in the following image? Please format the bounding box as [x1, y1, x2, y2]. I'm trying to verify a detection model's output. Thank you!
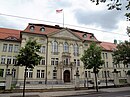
[94, 73, 98, 92]
[23, 66, 27, 97]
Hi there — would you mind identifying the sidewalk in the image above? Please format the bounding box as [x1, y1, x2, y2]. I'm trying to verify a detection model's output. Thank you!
[0, 86, 130, 97]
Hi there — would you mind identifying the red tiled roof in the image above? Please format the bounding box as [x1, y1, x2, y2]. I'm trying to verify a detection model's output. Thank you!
[24, 23, 61, 35]
[0, 28, 20, 40]
[74, 31, 98, 42]
[23, 23, 99, 42]
[100, 42, 117, 51]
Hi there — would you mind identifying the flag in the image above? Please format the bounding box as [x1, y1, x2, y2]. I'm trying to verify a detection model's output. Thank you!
[56, 9, 63, 13]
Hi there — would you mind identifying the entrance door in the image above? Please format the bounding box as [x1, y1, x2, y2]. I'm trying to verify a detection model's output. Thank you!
[64, 70, 70, 82]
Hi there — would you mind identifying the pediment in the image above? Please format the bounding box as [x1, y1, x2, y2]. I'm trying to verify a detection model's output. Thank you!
[48, 29, 82, 41]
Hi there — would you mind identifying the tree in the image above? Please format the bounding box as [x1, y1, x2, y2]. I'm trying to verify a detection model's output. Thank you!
[15, 39, 42, 97]
[113, 41, 130, 66]
[90, 0, 130, 20]
[81, 42, 104, 92]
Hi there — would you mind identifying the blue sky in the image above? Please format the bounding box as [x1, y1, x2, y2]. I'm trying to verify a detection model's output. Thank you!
[0, 0, 129, 42]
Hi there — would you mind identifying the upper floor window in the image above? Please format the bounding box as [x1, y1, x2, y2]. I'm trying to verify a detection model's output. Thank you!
[40, 58, 45, 65]
[63, 57, 70, 65]
[73, 44, 79, 56]
[14, 45, 19, 53]
[12, 56, 17, 65]
[40, 46, 46, 53]
[105, 53, 108, 59]
[1, 55, 6, 64]
[51, 58, 59, 65]
[74, 59, 80, 66]
[63, 42, 69, 52]
[52, 41, 58, 53]
[2, 44, 7, 52]
[7, 56, 11, 64]
[8, 44, 13, 52]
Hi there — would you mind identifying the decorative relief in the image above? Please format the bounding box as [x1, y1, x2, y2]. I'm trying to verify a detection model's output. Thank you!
[5, 36, 18, 41]
[52, 30, 80, 40]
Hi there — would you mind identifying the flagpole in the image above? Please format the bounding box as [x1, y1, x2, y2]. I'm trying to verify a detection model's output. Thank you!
[63, 10, 64, 28]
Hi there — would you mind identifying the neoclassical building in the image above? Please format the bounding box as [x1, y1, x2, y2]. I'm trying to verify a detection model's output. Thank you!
[0, 23, 129, 85]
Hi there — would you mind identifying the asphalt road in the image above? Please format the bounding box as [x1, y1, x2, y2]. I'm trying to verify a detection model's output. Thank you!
[62, 91, 130, 97]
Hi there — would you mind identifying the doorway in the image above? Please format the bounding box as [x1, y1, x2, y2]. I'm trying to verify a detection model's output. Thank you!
[64, 70, 70, 82]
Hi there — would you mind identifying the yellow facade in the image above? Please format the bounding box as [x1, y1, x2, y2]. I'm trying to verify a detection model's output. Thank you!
[0, 24, 129, 86]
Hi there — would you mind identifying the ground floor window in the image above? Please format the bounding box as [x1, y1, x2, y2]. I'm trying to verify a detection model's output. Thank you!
[37, 70, 45, 78]
[53, 70, 57, 79]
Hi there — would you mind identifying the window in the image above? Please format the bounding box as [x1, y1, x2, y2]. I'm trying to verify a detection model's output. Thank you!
[41, 58, 45, 65]
[105, 53, 108, 59]
[77, 59, 80, 66]
[88, 71, 91, 78]
[118, 71, 121, 77]
[63, 42, 69, 52]
[41, 70, 44, 78]
[12, 69, 16, 78]
[8, 44, 13, 52]
[7, 56, 12, 64]
[40, 27, 45, 32]
[73, 44, 79, 56]
[14, 45, 19, 53]
[36, 70, 44, 78]
[63, 57, 70, 65]
[52, 41, 58, 53]
[74, 59, 80, 66]
[2, 44, 7, 52]
[12, 56, 17, 65]
[102, 53, 105, 59]
[51, 58, 59, 65]
[85, 71, 87, 78]
[0, 69, 4, 77]
[107, 71, 110, 78]
[106, 62, 108, 67]
[6, 69, 10, 75]
[1, 55, 6, 64]
[26, 69, 33, 78]
[53, 70, 57, 79]
[40, 46, 45, 53]
[37, 70, 40, 78]
[30, 25, 35, 31]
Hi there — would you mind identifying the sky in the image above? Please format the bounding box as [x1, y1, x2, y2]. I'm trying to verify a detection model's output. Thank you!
[0, 0, 129, 43]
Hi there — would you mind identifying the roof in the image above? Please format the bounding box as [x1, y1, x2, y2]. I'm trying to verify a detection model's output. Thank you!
[100, 42, 117, 51]
[23, 23, 99, 42]
[0, 28, 20, 41]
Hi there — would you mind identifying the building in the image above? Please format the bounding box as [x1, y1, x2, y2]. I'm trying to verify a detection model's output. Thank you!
[0, 23, 129, 86]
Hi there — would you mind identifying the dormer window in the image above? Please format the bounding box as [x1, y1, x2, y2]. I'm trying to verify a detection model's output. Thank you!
[40, 27, 45, 32]
[30, 25, 35, 31]
[82, 34, 87, 38]
[90, 34, 94, 39]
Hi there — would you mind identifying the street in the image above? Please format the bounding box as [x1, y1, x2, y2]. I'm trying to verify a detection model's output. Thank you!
[62, 91, 130, 97]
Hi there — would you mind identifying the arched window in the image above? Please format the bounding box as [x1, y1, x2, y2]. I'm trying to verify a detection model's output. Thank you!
[64, 42, 69, 52]
[52, 41, 58, 53]
[73, 43, 79, 56]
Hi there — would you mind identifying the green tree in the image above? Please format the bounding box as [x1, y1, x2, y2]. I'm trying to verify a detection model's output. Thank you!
[90, 0, 130, 20]
[15, 39, 42, 97]
[81, 42, 104, 92]
[113, 41, 130, 66]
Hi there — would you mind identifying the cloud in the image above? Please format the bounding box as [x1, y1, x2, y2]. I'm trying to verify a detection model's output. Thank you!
[74, 9, 125, 31]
